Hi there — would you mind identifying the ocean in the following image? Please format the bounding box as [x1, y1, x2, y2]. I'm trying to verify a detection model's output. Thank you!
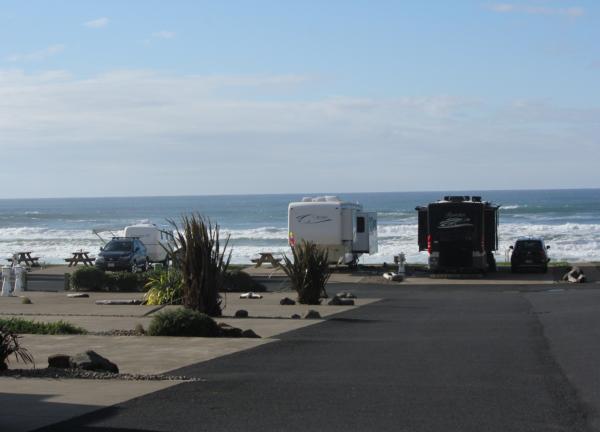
[0, 189, 599, 265]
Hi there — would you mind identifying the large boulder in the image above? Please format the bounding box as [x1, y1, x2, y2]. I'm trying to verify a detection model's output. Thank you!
[241, 329, 261, 338]
[335, 291, 357, 299]
[69, 350, 119, 374]
[280, 297, 296, 305]
[328, 296, 355, 306]
[304, 310, 321, 319]
[218, 323, 243, 338]
[48, 354, 71, 369]
[234, 309, 249, 318]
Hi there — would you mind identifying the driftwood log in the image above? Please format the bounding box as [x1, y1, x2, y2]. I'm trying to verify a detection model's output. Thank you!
[562, 266, 586, 283]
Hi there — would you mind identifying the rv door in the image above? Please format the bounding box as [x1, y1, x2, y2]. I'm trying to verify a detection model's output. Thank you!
[353, 212, 377, 254]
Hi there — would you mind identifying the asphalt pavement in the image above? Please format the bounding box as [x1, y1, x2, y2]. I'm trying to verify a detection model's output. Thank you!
[35, 283, 595, 432]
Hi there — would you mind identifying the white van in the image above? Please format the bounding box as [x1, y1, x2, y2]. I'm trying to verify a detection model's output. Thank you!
[123, 224, 170, 263]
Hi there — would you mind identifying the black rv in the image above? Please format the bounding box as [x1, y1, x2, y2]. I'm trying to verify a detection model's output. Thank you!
[416, 196, 500, 272]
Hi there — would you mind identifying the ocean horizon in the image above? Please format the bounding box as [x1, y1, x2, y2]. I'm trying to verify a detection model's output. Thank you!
[1, 188, 599, 265]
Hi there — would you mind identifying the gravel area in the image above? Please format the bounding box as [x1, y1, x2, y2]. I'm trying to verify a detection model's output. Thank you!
[1, 368, 203, 381]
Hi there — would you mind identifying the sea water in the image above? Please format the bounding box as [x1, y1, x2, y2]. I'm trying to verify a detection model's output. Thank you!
[0, 189, 599, 264]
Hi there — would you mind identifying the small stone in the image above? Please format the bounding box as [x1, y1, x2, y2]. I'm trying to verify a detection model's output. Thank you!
[291, 314, 301, 319]
[241, 329, 260, 338]
[304, 310, 321, 319]
[48, 354, 71, 369]
[70, 350, 119, 374]
[280, 297, 296, 305]
[234, 309, 249, 318]
[67, 293, 90, 298]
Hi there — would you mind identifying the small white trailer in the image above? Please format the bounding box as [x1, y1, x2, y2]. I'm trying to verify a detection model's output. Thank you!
[123, 224, 171, 263]
[288, 196, 378, 265]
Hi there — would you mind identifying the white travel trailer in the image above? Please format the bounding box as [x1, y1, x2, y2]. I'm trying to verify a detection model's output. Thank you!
[123, 224, 171, 263]
[288, 196, 378, 265]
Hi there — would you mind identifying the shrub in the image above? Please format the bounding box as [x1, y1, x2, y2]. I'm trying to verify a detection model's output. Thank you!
[0, 327, 34, 371]
[166, 214, 231, 317]
[144, 269, 183, 305]
[223, 270, 266, 292]
[0, 318, 87, 335]
[147, 308, 220, 337]
[105, 272, 145, 292]
[70, 267, 106, 291]
[21, 297, 32, 304]
[281, 241, 331, 305]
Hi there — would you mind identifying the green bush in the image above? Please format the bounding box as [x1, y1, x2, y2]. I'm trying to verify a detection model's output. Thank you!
[0, 327, 34, 371]
[70, 267, 106, 291]
[70, 267, 153, 292]
[145, 269, 183, 305]
[147, 308, 220, 337]
[0, 318, 87, 335]
[281, 241, 331, 305]
[105, 272, 145, 292]
[223, 270, 266, 292]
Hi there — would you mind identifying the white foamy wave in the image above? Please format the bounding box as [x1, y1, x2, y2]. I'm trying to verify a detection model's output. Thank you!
[502, 205, 523, 210]
[224, 227, 288, 240]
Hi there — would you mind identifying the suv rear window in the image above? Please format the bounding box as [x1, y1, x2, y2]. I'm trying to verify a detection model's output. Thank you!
[104, 241, 133, 252]
[515, 240, 543, 251]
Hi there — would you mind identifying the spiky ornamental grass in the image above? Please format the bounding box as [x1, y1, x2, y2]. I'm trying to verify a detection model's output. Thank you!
[0, 327, 34, 371]
[166, 214, 231, 317]
[281, 241, 331, 305]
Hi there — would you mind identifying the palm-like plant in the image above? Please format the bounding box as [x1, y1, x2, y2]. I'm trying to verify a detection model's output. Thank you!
[281, 241, 331, 304]
[0, 327, 34, 371]
[166, 214, 231, 317]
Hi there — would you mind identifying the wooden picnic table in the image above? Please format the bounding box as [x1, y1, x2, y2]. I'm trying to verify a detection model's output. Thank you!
[251, 252, 283, 268]
[65, 251, 95, 267]
[7, 251, 40, 267]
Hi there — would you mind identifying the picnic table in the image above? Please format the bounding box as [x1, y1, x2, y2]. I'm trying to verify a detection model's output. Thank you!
[7, 251, 40, 267]
[65, 251, 95, 267]
[251, 252, 283, 268]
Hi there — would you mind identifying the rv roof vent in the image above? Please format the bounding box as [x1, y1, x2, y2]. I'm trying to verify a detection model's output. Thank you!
[446, 196, 468, 202]
[324, 195, 340, 202]
[315, 196, 327, 202]
[302, 197, 312, 202]
[472, 196, 482, 202]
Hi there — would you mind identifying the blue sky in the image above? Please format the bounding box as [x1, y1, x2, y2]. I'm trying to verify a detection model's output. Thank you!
[1, 1, 599, 198]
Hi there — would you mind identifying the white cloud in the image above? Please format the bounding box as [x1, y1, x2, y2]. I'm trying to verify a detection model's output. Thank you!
[0, 69, 597, 197]
[488, 3, 584, 18]
[5, 44, 65, 62]
[84, 17, 109, 28]
[152, 30, 176, 39]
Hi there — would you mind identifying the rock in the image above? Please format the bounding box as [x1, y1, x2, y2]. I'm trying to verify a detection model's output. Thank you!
[95, 299, 143, 305]
[291, 314, 301, 319]
[67, 293, 90, 298]
[335, 291, 357, 299]
[70, 350, 119, 374]
[328, 297, 354, 306]
[241, 329, 261, 338]
[218, 323, 243, 338]
[383, 272, 404, 282]
[234, 309, 249, 318]
[280, 297, 296, 305]
[563, 266, 586, 283]
[48, 354, 71, 369]
[304, 310, 321, 319]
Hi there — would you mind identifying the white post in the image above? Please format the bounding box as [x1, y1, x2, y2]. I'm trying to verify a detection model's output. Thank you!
[13, 265, 24, 295]
[397, 252, 406, 276]
[1, 266, 13, 296]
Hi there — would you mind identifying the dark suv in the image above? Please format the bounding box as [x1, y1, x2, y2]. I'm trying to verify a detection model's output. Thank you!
[95, 237, 148, 272]
[510, 237, 550, 273]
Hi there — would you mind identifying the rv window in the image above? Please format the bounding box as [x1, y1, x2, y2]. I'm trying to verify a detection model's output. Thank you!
[357, 217, 365, 233]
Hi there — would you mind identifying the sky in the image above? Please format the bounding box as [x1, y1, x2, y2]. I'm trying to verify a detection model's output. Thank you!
[0, 0, 599, 198]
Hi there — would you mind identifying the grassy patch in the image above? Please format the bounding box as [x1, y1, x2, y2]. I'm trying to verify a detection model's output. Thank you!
[0, 318, 87, 335]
